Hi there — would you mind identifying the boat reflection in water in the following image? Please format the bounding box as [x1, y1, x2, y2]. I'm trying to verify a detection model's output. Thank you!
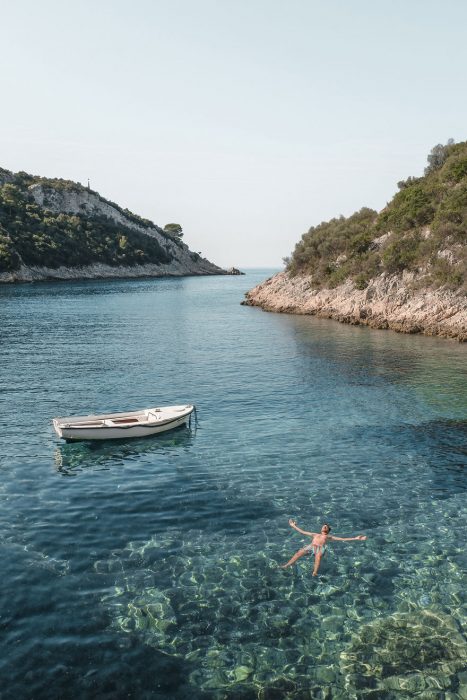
[54, 423, 197, 476]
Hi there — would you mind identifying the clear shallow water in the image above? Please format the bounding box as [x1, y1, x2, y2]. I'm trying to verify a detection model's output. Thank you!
[0, 270, 466, 700]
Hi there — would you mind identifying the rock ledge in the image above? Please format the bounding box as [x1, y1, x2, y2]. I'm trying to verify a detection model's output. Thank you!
[243, 271, 467, 341]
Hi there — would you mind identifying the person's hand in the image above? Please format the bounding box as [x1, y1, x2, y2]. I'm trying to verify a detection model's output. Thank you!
[356, 535, 367, 540]
[289, 518, 296, 527]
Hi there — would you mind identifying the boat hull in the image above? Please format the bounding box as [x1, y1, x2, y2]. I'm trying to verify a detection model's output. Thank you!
[53, 405, 194, 441]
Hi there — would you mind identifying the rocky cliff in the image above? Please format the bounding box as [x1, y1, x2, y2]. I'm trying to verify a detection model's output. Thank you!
[243, 270, 467, 341]
[0, 168, 225, 282]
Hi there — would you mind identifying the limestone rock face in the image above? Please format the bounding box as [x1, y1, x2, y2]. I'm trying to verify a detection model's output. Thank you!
[30, 184, 150, 234]
[243, 271, 467, 341]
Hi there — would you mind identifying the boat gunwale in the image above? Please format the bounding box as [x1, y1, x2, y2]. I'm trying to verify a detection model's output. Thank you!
[54, 404, 193, 428]
[58, 413, 189, 432]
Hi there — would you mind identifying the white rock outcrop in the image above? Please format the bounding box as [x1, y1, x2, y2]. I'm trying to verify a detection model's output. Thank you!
[30, 184, 149, 233]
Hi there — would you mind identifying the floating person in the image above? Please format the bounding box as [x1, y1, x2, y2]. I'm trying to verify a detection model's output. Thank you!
[281, 519, 367, 576]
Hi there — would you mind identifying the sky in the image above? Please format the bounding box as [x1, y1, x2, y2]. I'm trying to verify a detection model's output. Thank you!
[1, 0, 467, 268]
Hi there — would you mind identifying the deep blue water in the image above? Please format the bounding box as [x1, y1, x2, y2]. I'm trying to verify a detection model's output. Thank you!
[0, 270, 466, 700]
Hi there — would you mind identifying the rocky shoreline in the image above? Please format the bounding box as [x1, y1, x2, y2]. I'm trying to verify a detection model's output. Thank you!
[242, 271, 467, 341]
[0, 259, 225, 284]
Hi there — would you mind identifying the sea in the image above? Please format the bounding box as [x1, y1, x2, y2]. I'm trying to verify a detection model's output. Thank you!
[0, 269, 465, 700]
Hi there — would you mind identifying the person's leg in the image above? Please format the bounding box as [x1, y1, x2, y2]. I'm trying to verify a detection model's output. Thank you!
[312, 550, 323, 576]
[281, 547, 309, 568]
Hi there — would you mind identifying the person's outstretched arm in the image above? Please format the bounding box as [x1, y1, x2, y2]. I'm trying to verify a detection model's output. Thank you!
[328, 534, 367, 542]
[288, 519, 316, 537]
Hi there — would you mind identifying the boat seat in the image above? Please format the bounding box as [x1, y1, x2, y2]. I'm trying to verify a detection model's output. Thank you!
[148, 411, 162, 421]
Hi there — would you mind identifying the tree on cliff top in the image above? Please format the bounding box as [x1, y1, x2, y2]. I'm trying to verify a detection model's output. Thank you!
[424, 138, 455, 175]
[164, 223, 183, 238]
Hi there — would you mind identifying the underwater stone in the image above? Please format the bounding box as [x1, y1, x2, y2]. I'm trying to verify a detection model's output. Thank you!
[340, 609, 466, 696]
[257, 676, 297, 699]
[101, 520, 467, 699]
[233, 666, 253, 682]
[93, 560, 110, 574]
[320, 615, 345, 633]
[314, 665, 337, 685]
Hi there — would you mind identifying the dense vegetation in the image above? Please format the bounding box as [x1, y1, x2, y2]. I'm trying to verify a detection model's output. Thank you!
[0, 170, 175, 273]
[286, 140, 467, 291]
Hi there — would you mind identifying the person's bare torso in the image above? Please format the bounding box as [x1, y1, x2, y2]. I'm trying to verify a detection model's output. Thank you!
[311, 533, 328, 547]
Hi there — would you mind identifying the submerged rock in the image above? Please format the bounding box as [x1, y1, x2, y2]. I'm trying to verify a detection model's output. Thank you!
[100, 526, 466, 697]
[340, 609, 467, 696]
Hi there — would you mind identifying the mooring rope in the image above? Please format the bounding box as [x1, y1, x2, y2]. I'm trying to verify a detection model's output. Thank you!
[189, 404, 198, 429]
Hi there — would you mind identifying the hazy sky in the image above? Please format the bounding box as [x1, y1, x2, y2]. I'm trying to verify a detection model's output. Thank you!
[1, 1, 466, 267]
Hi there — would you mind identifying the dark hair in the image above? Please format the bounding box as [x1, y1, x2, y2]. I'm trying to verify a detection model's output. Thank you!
[323, 523, 331, 532]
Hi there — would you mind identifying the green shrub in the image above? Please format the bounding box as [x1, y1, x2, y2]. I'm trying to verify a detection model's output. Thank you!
[378, 185, 434, 232]
[353, 272, 369, 290]
[441, 155, 467, 183]
[0, 183, 174, 273]
[327, 265, 350, 288]
[286, 140, 467, 291]
[429, 257, 465, 290]
[349, 231, 373, 254]
[382, 234, 422, 273]
[0, 225, 20, 271]
[287, 207, 377, 284]
[432, 181, 467, 233]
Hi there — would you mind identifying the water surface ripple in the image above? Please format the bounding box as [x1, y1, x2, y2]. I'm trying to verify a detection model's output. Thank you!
[0, 271, 466, 699]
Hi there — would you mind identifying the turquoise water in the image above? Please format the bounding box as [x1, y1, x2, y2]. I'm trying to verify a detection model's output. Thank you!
[0, 270, 466, 699]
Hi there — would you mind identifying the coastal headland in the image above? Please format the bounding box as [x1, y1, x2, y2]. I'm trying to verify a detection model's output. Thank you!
[0, 167, 226, 283]
[244, 140, 467, 341]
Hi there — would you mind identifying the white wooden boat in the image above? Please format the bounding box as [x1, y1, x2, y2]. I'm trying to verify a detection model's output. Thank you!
[53, 404, 194, 441]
